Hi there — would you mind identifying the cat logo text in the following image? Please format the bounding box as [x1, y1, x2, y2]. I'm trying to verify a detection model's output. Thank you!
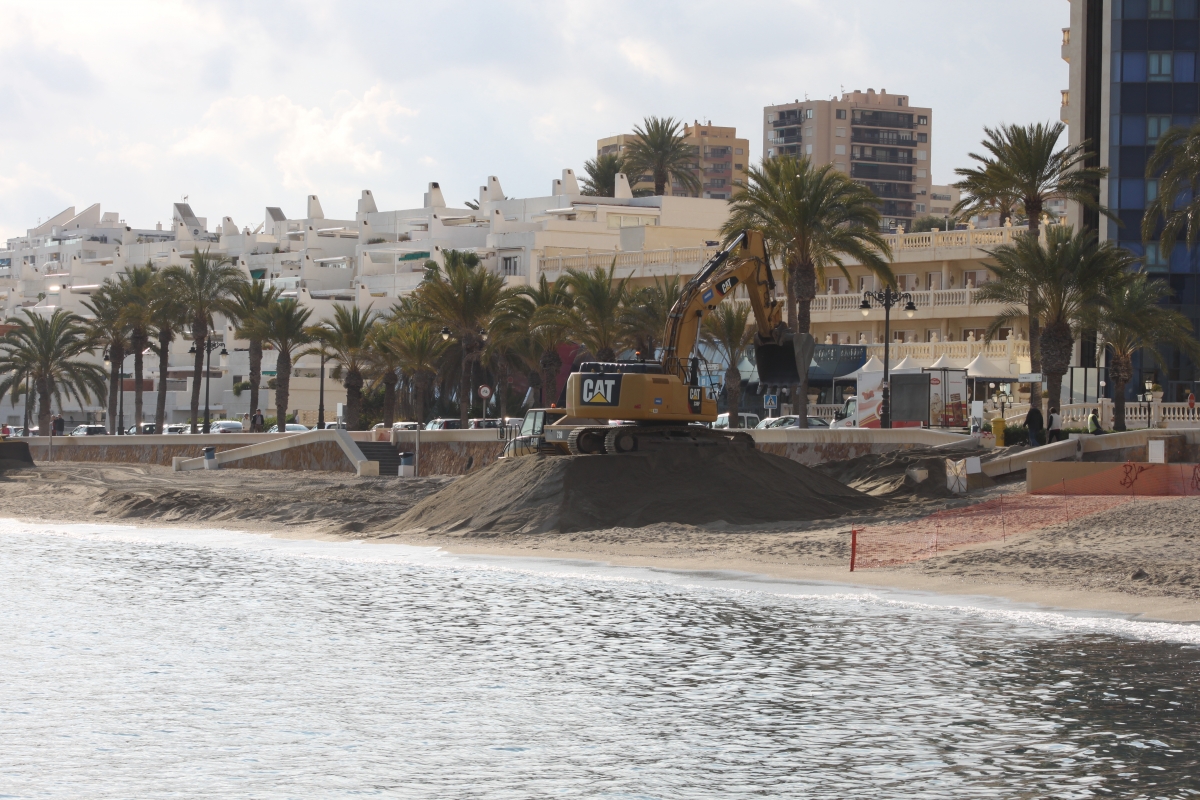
[580, 375, 622, 406]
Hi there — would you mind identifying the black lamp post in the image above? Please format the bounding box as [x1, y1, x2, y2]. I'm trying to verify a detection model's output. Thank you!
[317, 349, 326, 430]
[859, 286, 917, 428]
[189, 338, 228, 433]
[1140, 377, 1154, 429]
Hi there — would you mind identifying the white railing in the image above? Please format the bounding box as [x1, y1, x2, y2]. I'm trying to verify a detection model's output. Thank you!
[811, 287, 1002, 316]
[854, 337, 1030, 366]
[536, 246, 718, 276]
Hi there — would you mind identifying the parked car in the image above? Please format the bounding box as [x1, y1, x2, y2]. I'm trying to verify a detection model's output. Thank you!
[392, 421, 422, 431]
[207, 420, 244, 434]
[713, 412, 761, 429]
[162, 424, 189, 434]
[754, 415, 831, 429]
[314, 421, 346, 430]
[124, 423, 157, 435]
[267, 423, 310, 433]
[424, 418, 462, 430]
[69, 425, 108, 436]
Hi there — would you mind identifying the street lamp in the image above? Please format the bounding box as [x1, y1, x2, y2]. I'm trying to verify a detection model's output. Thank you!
[441, 326, 451, 341]
[317, 348, 327, 430]
[189, 338, 228, 433]
[990, 383, 1014, 420]
[1141, 377, 1155, 429]
[102, 348, 131, 434]
[859, 285, 918, 428]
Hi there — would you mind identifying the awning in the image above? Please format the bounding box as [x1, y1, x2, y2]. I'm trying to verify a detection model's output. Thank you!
[928, 353, 961, 369]
[836, 355, 885, 380]
[964, 353, 1014, 378]
[891, 355, 924, 373]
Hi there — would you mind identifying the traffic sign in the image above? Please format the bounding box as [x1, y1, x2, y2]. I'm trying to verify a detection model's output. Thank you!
[764, 394, 778, 409]
[1018, 373, 1042, 383]
[478, 385, 493, 399]
[1189, 393, 1195, 410]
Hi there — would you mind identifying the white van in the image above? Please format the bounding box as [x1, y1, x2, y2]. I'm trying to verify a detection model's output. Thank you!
[713, 412, 761, 429]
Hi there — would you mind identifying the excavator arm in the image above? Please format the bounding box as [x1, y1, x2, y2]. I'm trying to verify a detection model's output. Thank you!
[659, 230, 804, 386]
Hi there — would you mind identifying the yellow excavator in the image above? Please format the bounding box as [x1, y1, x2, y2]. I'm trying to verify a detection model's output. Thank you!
[501, 229, 814, 457]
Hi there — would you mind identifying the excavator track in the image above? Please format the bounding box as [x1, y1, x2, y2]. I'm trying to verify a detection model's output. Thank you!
[569, 425, 756, 455]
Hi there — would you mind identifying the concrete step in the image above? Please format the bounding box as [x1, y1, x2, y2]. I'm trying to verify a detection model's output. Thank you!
[357, 442, 402, 476]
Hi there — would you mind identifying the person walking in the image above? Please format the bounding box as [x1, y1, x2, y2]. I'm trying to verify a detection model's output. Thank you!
[250, 408, 265, 433]
[241, 411, 251, 432]
[1023, 404, 1044, 447]
[1047, 407, 1063, 443]
[1087, 408, 1103, 435]
[53, 415, 65, 436]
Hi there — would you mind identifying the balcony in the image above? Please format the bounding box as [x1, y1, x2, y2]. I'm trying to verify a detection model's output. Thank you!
[772, 116, 802, 128]
[852, 162, 913, 182]
[772, 135, 802, 144]
[851, 150, 914, 165]
[851, 112, 915, 129]
[851, 130, 917, 148]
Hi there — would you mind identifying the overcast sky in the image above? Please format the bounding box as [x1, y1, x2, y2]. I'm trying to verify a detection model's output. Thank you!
[0, 0, 1069, 240]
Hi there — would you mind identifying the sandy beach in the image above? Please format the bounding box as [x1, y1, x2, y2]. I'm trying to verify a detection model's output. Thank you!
[3, 461, 1198, 622]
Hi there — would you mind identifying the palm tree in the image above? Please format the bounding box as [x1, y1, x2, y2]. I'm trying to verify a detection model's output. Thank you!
[0, 310, 107, 434]
[621, 116, 702, 196]
[388, 321, 448, 423]
[495, 274, 574, 405]
[229, 280, 281, 423]
[979, 225, 1134, 408]
[722, 155, 892, 425]
[313, 304, 378, 430]
[952, 159, 1021, 227]
[621, 275, 682, 359]
[701, 302, 755, 422]
[1143, 120, 1200, 256]
[114, 263, 157, 431]
[415, 254, 511, 426]
[82, 283, 128, 434]
[365, 321, 405, 426]
[164, 249, 247, 432]
[257, 298, 313, 429]
[955, 122, 1111, 407]
[557, 263, 632, 362]
[149, 273, 187, 431]
[580, 153, 626, 197]
[1089, 273, 1200, 431]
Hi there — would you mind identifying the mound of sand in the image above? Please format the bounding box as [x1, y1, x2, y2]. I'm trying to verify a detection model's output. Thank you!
[396, 448, 882, 535]
[815, 442, 997, 499]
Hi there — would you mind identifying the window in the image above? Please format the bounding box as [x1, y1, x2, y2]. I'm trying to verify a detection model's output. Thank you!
[834, 162, 846, 171]
[916, 150, 927, 160]
[1147, 178, 1159, 201]
[916, 169, 928, 178]
[501, 255, 521, 275]
[897, 274, 919, 291]
[835, 145, 846, 155]
[805, 108, 814, 119]
[915, 203, 926, 212]
[917, 132, 928, 143]
[1150, 0, 1174, 17]
[826, 277, 845, 294]
[836, 127, 846, 137]
[1148, 115, 1172, 144]
[917, 115, 928, 125]
[926, 273, 942, 290]
[805, 126, 813, 137]
[836, 108, 847, 119]
[1149, 52, 1173, 81]
[805, 144, 813, 154]
[1145, 242, 1168, 269]
[734, 148, 744, 155]
[767, 148, 774, 157]
[858, 275, 874, 292]
[897, 98, 905, 107]
[734, 163, 743, 170]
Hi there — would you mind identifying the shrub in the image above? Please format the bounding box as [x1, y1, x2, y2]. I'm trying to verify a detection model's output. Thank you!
[231, 380, 253, 397]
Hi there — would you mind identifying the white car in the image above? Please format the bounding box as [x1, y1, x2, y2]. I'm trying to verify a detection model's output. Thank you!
[162, 424, 188, 435]
[754, 415, 830, 429]
[267, 423, 310, 433]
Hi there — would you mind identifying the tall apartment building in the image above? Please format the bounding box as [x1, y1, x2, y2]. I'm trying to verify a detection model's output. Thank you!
[763, 89, 934, 230]
[1063, 0, 1200, 399]
[596, 121, 750, 199]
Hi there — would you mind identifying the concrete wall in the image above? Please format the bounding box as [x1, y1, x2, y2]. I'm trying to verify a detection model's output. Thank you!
[27, 434, 357, 472]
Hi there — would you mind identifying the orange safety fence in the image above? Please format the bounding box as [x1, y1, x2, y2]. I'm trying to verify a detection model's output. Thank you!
[849, 494, 1152, 570]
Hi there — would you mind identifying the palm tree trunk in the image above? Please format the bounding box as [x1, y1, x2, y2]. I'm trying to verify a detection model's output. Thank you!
[726, 363, 741, 422]
[793, 261, 817, 428]
[132, 331, 145, 430]
[248, 339, 262, 422]
[1109, 351, 1133, 432]
[275, 347, 291, 429]
[107, 344, 123, 434]
[23, 376, 32, 433]
[458, 350, 471, 427]
[1041, 322, 1074, 427]
[37, 377, 52, 436]
[1027, 214, 1043, 410]
[382, 376, 396, 427]
[189, 321, 207, 433]
[344, 368, 364, 430]
[155, 329, 171, 429]
[540, 348, 561, 407]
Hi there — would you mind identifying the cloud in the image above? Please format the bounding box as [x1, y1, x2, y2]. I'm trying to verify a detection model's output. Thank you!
[171, 86, 416, 189]
[617, 38, 682, 84]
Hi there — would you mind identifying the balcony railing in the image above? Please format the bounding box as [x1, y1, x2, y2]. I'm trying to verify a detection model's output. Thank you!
[772, 135, 802, 144]
[851, 131, 917, 147]
[852, 114, 915, 129]
[772, 117, 802, 128]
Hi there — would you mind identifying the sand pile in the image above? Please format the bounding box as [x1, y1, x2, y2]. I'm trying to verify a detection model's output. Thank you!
[395, 448, 882, 534]
[814, 442, 989, 499]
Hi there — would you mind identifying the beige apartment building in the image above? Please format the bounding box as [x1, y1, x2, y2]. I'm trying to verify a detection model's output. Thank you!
[764, 89, 934, 230]
[596, 121, 749, 200]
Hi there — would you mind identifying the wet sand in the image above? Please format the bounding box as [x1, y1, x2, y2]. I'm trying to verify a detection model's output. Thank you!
[3, 462, 1198, 622]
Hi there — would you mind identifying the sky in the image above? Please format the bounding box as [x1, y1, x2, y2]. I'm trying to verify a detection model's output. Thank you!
[0, 0, 1070, 240]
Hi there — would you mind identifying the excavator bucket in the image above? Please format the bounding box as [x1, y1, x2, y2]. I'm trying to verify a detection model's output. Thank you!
[754, 331, 816, 387]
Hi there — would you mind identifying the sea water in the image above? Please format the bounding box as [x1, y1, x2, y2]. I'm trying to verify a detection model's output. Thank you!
[1, 520, 1198, 799]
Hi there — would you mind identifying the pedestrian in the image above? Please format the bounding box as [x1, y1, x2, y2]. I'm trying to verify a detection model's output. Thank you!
[1023, 404, 1044, 447]
[53, 415, 65, 436]
[1048, 407, 1063, 443]
[250, 408, 265, 433]
[1087, 408, 1103, 435]
[241, 412, 251, 432]
[1, 423, 8, 438]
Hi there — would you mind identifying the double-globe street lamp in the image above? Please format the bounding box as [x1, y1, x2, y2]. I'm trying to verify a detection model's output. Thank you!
[859, 286, 917, 429]
[1137, 377, 1155, 428]
[188, 338, 228, 433]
